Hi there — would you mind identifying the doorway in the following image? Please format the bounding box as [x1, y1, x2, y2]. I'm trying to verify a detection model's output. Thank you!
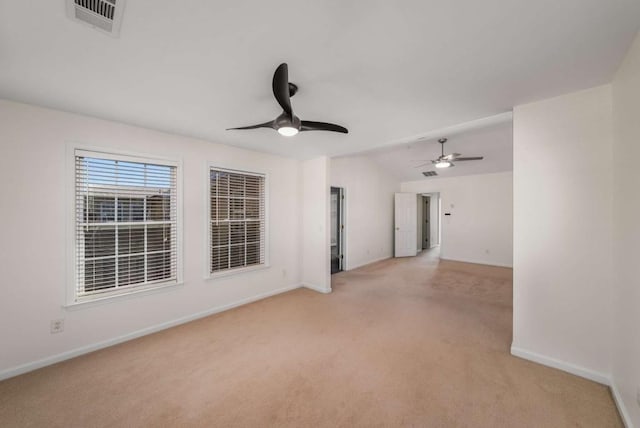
[331, 187, 345, 274]
[415, 192, 440, 253]
[422, 196, 431, 250]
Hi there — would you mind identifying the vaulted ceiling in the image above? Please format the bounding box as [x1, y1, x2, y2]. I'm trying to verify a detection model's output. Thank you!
[364, 121, 513, 181]
[1, 1, 638, 159]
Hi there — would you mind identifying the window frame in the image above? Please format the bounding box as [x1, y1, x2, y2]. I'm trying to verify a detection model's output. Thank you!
[204, 163, 270, 280]
[66, 145, 183, 307]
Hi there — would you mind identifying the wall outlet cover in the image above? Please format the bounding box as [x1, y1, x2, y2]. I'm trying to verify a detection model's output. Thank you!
[50, 319, 65, 334]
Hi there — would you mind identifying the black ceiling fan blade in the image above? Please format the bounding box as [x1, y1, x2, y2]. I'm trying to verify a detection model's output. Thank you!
[226, 120, 275, 131]
[300, 120, 348, 133]
[272, 63, 293, 118]
[452, 156, 484, 161]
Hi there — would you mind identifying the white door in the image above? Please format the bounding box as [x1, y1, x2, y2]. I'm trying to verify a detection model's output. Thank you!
[395, 193, 417, 257]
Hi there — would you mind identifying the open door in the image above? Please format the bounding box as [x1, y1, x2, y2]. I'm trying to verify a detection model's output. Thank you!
[395, 193, 417, 257]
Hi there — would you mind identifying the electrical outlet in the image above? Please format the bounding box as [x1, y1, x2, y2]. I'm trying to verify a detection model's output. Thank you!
[50, 319, 64, 334]
[282, 269, 287, 278]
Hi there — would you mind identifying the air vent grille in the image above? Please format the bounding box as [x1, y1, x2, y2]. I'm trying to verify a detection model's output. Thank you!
[422, 171, 438, 177]
[75, 0, 116, 20]
[67, 0, 125, 36]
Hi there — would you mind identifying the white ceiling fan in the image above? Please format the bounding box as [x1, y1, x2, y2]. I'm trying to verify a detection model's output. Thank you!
[415, 138, 484, 169]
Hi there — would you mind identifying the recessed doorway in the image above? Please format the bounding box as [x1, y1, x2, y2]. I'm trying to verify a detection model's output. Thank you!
[416, 192, 440, 253]
[331, 187, 345, 274]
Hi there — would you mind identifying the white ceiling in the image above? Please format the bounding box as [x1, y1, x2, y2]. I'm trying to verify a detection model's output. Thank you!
[1, 1, 638, 159]
[364, 120, 513, 182]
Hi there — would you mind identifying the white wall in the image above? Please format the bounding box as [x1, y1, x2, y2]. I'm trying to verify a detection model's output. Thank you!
[401, 172, 513, 267]
[512, 85, 613, 382]
[301, 156, 331, 292]
[330, 155, 399, 270]
[0, 100, 303, 378]
[612, 31, 640, 426]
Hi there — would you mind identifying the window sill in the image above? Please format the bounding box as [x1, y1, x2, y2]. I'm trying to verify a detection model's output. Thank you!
[205, 264, 270, 281]
[63, 281, 183, 311]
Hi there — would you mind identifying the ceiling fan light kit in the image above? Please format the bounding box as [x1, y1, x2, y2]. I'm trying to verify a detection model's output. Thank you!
[274, 112, 301, 136]
[228, 63, 348, 136]
[277, 126, 299, 137]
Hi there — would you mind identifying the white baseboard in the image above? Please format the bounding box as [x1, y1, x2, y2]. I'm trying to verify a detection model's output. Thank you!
[511, 345, 634, 426]
[302, 283, 332, 294]
[510, 345, 610, 385]
[347, 256, 391, 271]
[610, 382, 634, 428]
[0, 283, 302, 381]
[440, 256, 513, 268]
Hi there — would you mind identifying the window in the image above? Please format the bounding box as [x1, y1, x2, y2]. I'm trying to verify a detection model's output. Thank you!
[73, 150, 179, 302]
[209, 168, 266, 275]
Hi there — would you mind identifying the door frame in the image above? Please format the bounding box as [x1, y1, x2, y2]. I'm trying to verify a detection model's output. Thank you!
[420, 192, 441, 248]
[330, 186, 345, 273]
[422, 195, 431, 250]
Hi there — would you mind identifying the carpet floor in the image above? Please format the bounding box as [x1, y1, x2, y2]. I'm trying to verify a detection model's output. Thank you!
[0, 250, 622, 427]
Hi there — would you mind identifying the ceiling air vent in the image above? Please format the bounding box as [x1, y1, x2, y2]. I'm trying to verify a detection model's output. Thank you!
[66, 0, 126, 37]
[422, 171, 438, 177]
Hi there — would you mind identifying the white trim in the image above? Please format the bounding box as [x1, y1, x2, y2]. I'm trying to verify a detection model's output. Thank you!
[610, 382, 634, 428]
[347, 256, 391, 271]
[63, 281, 184, 310]
[439, 256, 512, 268]
[330, 186, 347, 272]
[70, 143, 183, 165]
[303, 283, 332, 294]
[203, 161, 211, 279]
[511, 345, 632, 426]
[176, 158, 185, 284]
[510, 345, 610, 385]
[204, 163, 270, 280]
[66, 143, 184, 306]
[323, 168, 332, 290]
[1, 283, 302, 381]
[66, 144, 77, 306]
[74, 148, 179, 167]
[207, 264, 271, 280]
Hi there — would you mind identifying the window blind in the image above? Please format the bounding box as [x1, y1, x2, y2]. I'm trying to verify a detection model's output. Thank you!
[75, 151, 178, 300]
[210, 168, 265, 274]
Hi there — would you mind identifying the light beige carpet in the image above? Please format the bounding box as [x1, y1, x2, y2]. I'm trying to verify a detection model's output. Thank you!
[0, 250, 622, 427]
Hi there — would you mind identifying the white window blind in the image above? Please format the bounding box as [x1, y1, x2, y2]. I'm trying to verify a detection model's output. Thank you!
[74, 150, 178, 301]
[209, 168, 266, 274]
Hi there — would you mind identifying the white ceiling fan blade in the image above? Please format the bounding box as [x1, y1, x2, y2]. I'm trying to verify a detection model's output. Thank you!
[443, 153, 461, 160]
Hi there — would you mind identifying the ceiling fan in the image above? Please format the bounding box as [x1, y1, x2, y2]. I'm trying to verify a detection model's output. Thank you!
[415, 138, 484, 169]
[227, 63, 348, 136]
